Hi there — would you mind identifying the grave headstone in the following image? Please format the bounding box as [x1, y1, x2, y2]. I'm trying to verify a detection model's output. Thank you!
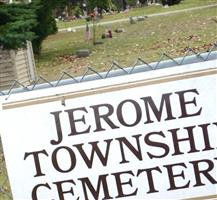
[76, 49, 91, 57]
[129, 16, 136, 24]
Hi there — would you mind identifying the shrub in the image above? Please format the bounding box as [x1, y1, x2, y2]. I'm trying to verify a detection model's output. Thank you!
[161, 0, 182, 6]
[0, 3, 37, 50]
[127, 0, 137, 7]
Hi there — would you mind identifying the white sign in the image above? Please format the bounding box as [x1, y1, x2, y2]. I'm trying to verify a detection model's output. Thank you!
[0, 60, 217, 200]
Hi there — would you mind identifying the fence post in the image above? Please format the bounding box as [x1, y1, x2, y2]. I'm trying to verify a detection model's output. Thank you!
[26, 41, 37, 82]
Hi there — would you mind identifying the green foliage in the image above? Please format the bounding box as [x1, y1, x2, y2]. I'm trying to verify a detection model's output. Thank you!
[74, 5, 83, 17]
[88, 0, 109, 10]
[0, 3, 37, 49]
[0, 0, 68, 55]
[127, 0, 137, 7]
[161, 0, 182, 6]
[31, 0, 69, 55]
[108, 0, 117, 11]
[31, 0, 56, 55]
[112, 0, 127, 11]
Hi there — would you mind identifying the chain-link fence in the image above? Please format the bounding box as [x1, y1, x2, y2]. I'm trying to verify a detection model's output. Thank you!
[0, 44, 216, 199]
[0, 44, 217, 98]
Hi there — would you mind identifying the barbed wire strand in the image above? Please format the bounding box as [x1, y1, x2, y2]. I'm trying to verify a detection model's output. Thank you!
[0, 43, 217, 99]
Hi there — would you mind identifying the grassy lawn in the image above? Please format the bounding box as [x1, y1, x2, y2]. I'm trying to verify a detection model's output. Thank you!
[0, 143, 12, 200]
[57, 0, 217, 29]
[37, 5, 217, 81]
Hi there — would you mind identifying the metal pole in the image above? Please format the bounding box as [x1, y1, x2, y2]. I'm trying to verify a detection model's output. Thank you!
[93, 19, 96, 45]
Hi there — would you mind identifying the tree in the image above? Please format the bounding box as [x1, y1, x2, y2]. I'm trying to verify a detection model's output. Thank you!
[112, 0, 127, 11]
[139, 0, 148, 5]
[0, 0, 68, 55]
[0, 2, 37, 49]
[161, 0, 182, 6]
[127, 0, 137, 7]
[88, 0, 109, 11]
[31, 0, 68, 55]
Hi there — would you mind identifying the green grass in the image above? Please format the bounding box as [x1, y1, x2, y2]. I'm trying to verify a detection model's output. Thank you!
[37, 5, 217, 81]
[0, 143, 12, 200]
[57, 0, 217, 29]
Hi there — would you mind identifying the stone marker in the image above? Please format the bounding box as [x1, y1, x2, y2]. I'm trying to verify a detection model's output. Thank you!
[137, 16, 148, 21]
[129, 16, 136, 24]
[76, 49, 91, 57]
